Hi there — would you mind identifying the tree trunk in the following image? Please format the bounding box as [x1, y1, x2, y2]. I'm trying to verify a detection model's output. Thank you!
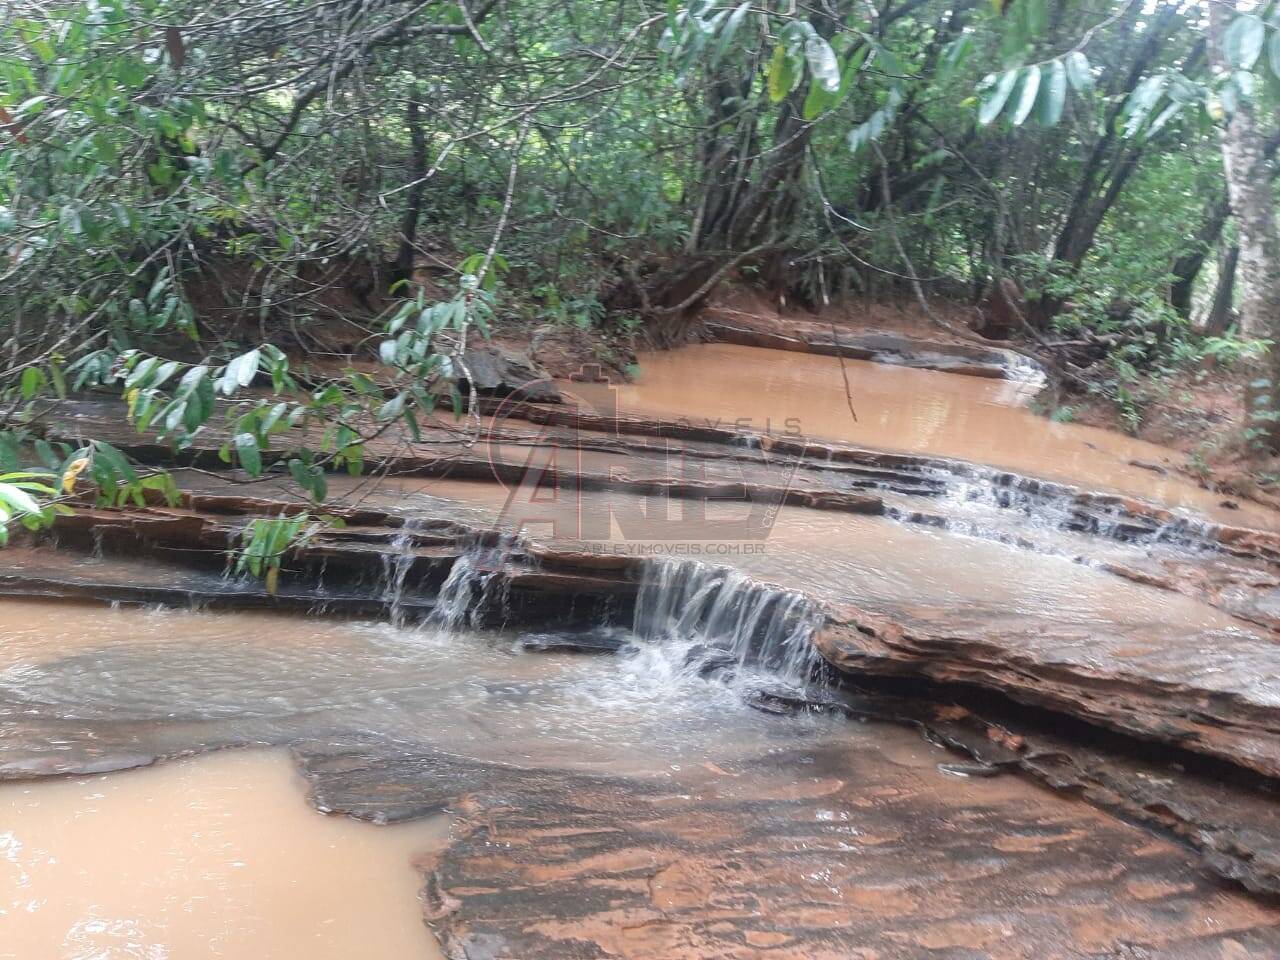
[1208, 3, 1280, 341]
[1204, 245, 1240, 337]
[1170, 190, 1231, 318]
[1051, 5, 1182, 268]
[1168, 132, 1280, 317]
[1026, 4, 1186, 328]
[1208, 0, 1280, 449]
[393, 90, 428, 287]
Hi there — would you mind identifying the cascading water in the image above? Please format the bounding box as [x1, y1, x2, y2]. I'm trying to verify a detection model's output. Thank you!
[429, 535, 517, 630]
[631, 557, 825, 689]
[903, 465, 1227, 557]
[381, 520, 424, 627]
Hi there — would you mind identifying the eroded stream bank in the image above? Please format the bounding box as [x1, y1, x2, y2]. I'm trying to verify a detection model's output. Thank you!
[6, 334, 1280, 957]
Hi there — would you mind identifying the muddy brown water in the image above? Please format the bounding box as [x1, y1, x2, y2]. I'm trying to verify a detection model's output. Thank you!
[0, 750, 449, 960]
[341, 474, 1254, 634]
[599, 343, 1275, 529]
[5, 601, 1278, 958]
[6, 341, 1280, 957]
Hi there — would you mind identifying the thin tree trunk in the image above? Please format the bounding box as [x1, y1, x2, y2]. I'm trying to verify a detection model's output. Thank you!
[393, 90, 428, 286]
[1051, 5, 1181, 267]
[1170, 190, 1231, 318]
[1204, 245, 1240, 337]
[1168, 132, 1280, 317]
[1208, 0, 1280, 449]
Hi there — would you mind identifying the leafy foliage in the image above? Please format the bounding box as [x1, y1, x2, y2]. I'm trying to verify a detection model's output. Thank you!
[1, 0, 1279, 547]
[234, 512, 343, 594]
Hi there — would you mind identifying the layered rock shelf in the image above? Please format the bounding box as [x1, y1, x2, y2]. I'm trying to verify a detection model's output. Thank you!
[9, 340, 1280, 953]
[702, 317, 1044, 382]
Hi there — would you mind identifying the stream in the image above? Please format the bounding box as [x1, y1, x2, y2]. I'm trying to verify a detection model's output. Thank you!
[609, 343, 1268, 527]
[4, 340, 1280, 958]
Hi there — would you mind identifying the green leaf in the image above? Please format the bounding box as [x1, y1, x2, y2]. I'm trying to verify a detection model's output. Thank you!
[847, 87, 902, 154]
[712, 0, 752, 65]
[938, 35, 973, 85]
[35, 440, 60, 471]
[1064, 51, 1092, 92]
[59, 205, 82, 235]
[261, 402, 288, 434]
[378, 393, 406, 421]
[841, 43, 870, 89]
[767, 44, 799, 102]
[287, 458, 325, 501]
[92, 442, 137, 484]
[221, 348, 260, 394]
[1270, 31, 1280, 82]
[0, 482, 42, 517]
[1146, 100, 1183, 137]
[1037, 59, 1067, 126]
[152, 360, 180, 389]
[125, 356, 161, 389]
[15, 95, 48, 118]
[1022, 0, 1047, 38]
[1223, 14, 1265, 71]
[234, 433, 262, 477]
[1123, 74, 1168, 137]
[804, 36, 840, 93]
[20, 367, 44, 400]
[978, 69, 1020, 125]
[802, 77, 835, 120]
[1011, 65, 1041, 125]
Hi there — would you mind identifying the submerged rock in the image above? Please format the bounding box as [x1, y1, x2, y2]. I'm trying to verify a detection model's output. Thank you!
[518, 627, 632, 654]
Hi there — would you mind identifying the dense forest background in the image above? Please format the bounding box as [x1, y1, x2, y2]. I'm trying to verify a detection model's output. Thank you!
[2, 0, 1280, 535]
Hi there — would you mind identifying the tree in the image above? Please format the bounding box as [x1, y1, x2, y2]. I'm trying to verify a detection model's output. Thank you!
[10, 0, 1280, 544]
[1206, 1, 1280, 343]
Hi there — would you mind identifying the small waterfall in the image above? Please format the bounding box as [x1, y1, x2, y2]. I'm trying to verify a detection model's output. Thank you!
[430, 536, 516, 630]
[632, 558, 825, 688]
[924, 467, 1222, 552]
[381, 520, 423, 627]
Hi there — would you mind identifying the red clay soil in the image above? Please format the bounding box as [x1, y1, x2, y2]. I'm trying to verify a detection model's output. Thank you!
[1067, 362, 1280, 509]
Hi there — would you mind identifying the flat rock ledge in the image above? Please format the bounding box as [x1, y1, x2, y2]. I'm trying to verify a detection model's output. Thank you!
[703, 317, 1045, 383]
[295, 736, 1280, 960]
[3, 490, 1280, 893]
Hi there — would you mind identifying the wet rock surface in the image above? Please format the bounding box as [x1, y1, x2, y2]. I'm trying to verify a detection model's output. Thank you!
[702, 318, 1043, 382]
[460, 345, 561, 403]
[4, 598, 1280, 954]
[15, 358, 1280, 956]
[816, 681, 1280, 898]
[815, 603, 1280, 782]
[7, 434, 1280, 804]
[293, 735, 1280, 960]
[518, 627, 632, 654]
[14, 464, 1280, 793]
[40, 397, 1280, 630]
